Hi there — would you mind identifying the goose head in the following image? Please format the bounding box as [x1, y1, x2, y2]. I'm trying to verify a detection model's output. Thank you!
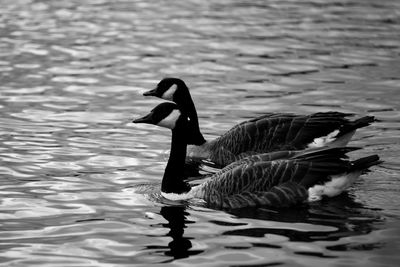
[142, 78, 206, 146]
[143, 78, 189, 103]
[133, 102, 192, 195]
[133, 102, 185, 130]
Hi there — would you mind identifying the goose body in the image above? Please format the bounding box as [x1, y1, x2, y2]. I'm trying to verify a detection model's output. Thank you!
[133, 102, 381, 209]
[143, 78, 375, 167]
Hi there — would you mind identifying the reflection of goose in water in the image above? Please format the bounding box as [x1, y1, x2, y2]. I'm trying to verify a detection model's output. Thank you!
[229, 193, 384, 238]
[143, 78, 376, 167]
[222, 196, 385, 258]
[133, 102, 381, 209]
[159, 206, 202, 260]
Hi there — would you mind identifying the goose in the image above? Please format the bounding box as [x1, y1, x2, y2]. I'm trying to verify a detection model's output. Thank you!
[143, 78, 376, 167]
[133, 102, 381, 209]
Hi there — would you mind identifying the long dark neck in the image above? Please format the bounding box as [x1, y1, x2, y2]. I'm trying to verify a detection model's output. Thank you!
[175, 85, 206, 146]
[162, 121, 191, 194]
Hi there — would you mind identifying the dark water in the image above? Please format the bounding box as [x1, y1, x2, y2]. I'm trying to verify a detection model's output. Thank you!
[1, 0, 400, 266]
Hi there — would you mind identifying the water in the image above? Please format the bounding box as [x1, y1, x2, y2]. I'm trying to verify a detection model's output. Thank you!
[1, 0, 400, 266]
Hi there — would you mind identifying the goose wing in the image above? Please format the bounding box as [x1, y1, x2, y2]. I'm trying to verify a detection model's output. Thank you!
[211, 150, 299, 177]
[200, 148, 354, 209]
[207, 182, 308, 209]
[209, 147, 359, 183]
[208, 112, 373, 166]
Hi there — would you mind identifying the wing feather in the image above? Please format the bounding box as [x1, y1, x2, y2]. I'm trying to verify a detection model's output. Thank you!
[208, 112, 361, 166]
[201, 148, 355, 208]
[206, 182, 308, 209]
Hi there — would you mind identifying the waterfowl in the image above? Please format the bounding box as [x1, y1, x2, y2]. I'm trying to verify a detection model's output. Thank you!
[133, 102, 381, 209]
[143, 78, 376, 167]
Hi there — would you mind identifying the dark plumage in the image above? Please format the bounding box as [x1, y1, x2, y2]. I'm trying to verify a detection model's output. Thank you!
[133, 102, 381, 209]
[143, 78, 376, 167]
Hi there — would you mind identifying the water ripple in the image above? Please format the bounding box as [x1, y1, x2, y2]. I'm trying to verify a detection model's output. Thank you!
[0, 0, 399, 266]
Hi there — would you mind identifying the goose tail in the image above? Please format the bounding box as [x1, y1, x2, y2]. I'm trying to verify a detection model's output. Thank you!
[310, 116, 376, 148]
[339, 116, 376, 136]
[351, 154, 383, 173]
[308, 154, 382, 202]
[329, 116, 376, 147]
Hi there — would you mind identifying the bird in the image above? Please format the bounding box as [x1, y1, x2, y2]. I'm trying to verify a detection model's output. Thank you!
[133, 102, 381, 209]
[142, 78, 376, 167]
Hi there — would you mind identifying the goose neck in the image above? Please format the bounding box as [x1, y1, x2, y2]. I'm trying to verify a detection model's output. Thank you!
[176, 86, 206, 145]
[162, 122, 191, 194]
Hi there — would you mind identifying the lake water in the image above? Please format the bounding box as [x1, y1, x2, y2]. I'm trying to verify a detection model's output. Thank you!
[1, 0, 400, 266]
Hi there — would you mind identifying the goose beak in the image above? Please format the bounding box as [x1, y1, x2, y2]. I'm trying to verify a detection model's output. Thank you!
[133, 112, 154, 124]
[143, 88, 158, 96]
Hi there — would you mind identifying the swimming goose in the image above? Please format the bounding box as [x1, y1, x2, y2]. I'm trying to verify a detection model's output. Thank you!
[143, 78, 376, 167]
[133, 102, 381, 209]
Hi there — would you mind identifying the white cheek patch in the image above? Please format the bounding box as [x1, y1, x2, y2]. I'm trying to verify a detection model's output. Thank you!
[162, 84, 177, 101]
[157, 109, 181, 129]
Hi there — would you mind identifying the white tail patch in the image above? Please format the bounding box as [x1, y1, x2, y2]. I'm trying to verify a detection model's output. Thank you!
[307, 130, 340, 148]
[307, 171, 362, 202]
[157, 109, 181, 129]
[325, 130, 355, 147]
[161, 84, 177, 101]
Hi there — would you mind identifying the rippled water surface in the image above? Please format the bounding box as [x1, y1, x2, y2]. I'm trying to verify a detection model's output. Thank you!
[1, 0, 400, 266]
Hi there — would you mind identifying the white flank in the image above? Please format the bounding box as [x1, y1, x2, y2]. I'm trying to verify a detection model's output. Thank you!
[162, 84, 177, 101]
[307, 129, 340, 148]
[161, 185, 202, 201]
[307, 171, 362, 202]
[307, 185, 325, 202]
[157, 109, 181, 129]
[326, 130, 355, 147]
